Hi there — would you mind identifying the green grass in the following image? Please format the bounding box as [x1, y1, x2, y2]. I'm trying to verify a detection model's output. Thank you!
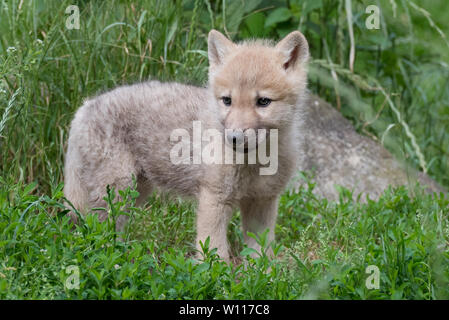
[0, 180, 448, 299]
[0, 0, 448, 299]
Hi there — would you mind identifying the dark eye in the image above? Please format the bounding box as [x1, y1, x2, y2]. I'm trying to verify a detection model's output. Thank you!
[257, 97, 272, 107]
[221, 96, 232, 106]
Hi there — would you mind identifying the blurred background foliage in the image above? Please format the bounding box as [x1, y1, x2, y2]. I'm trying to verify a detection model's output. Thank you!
[0, 0, 448, 193]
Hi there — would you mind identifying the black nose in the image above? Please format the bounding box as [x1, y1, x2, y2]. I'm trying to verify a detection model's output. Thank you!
[226, 130, 244, 146]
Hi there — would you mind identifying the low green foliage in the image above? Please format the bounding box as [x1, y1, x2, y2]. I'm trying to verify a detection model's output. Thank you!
[0, 180, 447, 299]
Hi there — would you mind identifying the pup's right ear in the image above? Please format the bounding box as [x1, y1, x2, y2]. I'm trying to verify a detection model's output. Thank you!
[208, 30, 235, 68]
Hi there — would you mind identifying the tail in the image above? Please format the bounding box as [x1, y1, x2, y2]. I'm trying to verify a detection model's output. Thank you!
[63, 137, 88, 223]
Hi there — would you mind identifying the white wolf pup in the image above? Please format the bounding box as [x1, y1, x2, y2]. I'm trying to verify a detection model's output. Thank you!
[64, 30, 309, 261]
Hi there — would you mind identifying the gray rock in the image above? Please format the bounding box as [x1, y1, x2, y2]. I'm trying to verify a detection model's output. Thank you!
[289, 95, 446, 201]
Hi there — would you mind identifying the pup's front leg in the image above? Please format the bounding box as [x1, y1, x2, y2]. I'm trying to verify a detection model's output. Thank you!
[196, 187, 233, 262]
[240, 197, 278, 258]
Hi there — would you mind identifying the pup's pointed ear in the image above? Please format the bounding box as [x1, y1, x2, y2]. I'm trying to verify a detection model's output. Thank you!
[208, 30, 235, 67]
[276, 31, 309, 71]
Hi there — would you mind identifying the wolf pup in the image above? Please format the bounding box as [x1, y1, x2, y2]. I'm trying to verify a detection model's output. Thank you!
[64, 30, 309, 261]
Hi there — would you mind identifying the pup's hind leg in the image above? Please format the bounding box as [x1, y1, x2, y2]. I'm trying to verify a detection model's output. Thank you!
[239, 197, 278, 258]
[84, 153, 137, 233]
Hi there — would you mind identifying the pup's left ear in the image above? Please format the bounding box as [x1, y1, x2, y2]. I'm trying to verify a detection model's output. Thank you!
[275, 31, 309, 71]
